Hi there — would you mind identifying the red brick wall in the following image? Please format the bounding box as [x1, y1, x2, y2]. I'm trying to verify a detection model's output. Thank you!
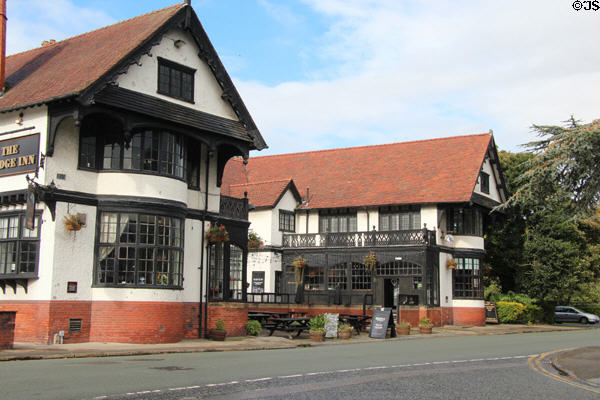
[441, 307, 454, 325]
[0, 301, 51, 343]
[207, 302, 248, 337]
[453, 307, 485, 326]
[183, 303, 200, 339]
[0, 311, 17, 349]
[49, 301, 92, 343]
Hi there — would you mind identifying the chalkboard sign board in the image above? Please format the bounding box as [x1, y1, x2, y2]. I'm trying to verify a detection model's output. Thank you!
[369, 307, 393, 339]
[252, 271, 265, 293]
[325, 313, 339, 338]
[485, 302, 498, 324]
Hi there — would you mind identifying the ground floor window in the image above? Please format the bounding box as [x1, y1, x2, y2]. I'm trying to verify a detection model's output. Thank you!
[0, 213, 40, 277]
[95, 211, 183, 287]
[351, 263, 371, 290]
[453, 257, 482, 299]
[208, 241, 246, 301]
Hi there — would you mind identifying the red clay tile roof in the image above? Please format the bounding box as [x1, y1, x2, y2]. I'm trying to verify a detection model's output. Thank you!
[0, 3, 185, 112]
[222, 134, 494, 209]
[222, 178, 299, 209]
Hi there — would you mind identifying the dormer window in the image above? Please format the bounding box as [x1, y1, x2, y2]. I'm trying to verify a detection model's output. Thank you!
[157, 57, 195, 103]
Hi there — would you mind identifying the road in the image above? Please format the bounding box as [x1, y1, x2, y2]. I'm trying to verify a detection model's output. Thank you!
[2, 329, 599, 399]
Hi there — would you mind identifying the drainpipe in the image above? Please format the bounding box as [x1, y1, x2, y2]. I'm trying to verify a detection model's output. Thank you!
[0, 0, 7, 95]
[202, 147, 212, 338]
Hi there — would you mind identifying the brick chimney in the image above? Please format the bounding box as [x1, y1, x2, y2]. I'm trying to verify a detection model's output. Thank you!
[0, 0, 6, 95]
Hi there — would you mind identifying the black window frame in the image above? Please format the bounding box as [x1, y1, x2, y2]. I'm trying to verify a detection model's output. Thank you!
[208, 241, 246, 302]
[480, 171, 490, 194]
[93, 211, 184, 289]
[319, 209, 358, 233]
[279, 210, 295, 232]
[157, 57, 195, 103]
[452, 257, 483, 299]
[0, 212, 41, 279]
[446, 206, 483, 236]
[78, 127, 204, 185]
[379, 206, 421, 231]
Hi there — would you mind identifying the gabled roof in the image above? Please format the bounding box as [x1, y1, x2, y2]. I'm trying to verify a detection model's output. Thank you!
[0, 2, 266, 150]
[222, 133, 500, 209]
[222, 178, 301, 209]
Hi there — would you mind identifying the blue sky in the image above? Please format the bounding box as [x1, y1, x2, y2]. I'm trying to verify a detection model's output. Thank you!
[6, 0, 600, 156]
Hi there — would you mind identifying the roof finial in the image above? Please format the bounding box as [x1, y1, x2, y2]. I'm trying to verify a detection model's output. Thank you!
[184, 0, 191, 5]
[489, 128, 493, 135]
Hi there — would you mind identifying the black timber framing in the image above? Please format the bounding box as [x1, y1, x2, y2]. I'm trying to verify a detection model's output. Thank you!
[0, 189, 27, 206]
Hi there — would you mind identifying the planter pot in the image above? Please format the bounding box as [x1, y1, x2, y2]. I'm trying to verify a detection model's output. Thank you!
[419, 326, 432, 334]
[210, 329, 227, 341]
[310, 331, 325, 342]
[338, 329, 352, 340]
[397, 327, 411, 336]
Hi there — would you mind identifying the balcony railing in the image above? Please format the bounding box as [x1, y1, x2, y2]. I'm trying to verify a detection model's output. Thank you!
[219, 195, 248, 220]
[282, 229, 435, 248]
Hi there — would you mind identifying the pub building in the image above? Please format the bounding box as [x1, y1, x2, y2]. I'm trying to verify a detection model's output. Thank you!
[0, 1, 267, 343]
[222, 133, 508, 327]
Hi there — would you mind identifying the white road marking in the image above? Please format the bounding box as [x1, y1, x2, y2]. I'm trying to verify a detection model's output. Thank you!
[278, 374, 303, 379]
[245, 377, 273, 382]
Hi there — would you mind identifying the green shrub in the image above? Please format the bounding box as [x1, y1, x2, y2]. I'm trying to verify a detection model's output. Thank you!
[309, 314, 326, 332]
[484, 280, 502, 302]
[419, 317, 433, 328]
[215, 319, 226, 331]
[246, 320, 262, 336]
[521, 304, 544, 324]
[496, 301, 525, 323]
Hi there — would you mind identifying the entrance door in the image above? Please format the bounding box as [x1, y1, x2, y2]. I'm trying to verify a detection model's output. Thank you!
[383, 279, 395, 308]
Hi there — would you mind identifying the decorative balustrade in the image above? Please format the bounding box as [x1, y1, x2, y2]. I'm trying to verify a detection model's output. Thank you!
[282, 229, 435, 248]
[219, 195, 248, 220]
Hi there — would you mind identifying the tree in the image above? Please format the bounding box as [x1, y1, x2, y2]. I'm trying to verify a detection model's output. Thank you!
[503, 117, 600, 217]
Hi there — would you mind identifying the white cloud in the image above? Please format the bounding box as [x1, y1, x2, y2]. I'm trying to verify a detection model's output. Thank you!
[239, 0, 600, 155]
[6, 0, 115, 55]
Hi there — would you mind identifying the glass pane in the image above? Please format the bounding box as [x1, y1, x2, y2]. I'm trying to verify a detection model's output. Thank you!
[159, 64, 170, 94]
[8, 216, 19, 238]
[100, 213, 119, 243]
[182, 72, 193, 101]
[0, 217, 7, 239]
[171, 69, 181, 98]
[79, 134, 96, 169]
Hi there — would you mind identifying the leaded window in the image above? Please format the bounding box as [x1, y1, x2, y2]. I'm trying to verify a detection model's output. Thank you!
[209, 243, 224, 299]
[453, 257, 483, 299]
[158, 58, 195, 103]
[480, 172, 490, 194]
[279, 210, 295, 232]
[0, 213, 40, 277]
[319, 211, 357, 233]
[306, 266, 325, 290]
[351, 263, 371, 290]
[229, 245, 243, 300]
[328, 263, 347, 290]
[447, 206, 483, 236]
[379, 208, 421, 231]
[96, 212, 183, 288]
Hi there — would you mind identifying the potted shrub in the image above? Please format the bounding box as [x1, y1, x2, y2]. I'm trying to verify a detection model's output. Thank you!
[206, 224, 229, 243]
[309, 314, 326, 342]
[210, 319, 227, 341]
[338, 323, 353, 339]
[364, 253, 378, 272]
[248, 231, 263, 249]
[419, 317, 433, 334]
[246, 319, 262, 336]
[397, 320, 411, 335]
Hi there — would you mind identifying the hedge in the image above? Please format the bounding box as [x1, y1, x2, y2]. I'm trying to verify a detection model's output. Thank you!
[496, 301, 544, 324]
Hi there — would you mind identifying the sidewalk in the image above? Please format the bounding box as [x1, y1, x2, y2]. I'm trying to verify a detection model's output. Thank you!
[551, 346, 600, 385]
[0, 323, 590, 362]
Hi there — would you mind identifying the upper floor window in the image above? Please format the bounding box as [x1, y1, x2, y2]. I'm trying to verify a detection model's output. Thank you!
[95, 211, 183, 288]
[453, 257, 483, 299]
[480, 172, 490, 194]
[319, 210, 357, 233]
[279, 210, 295, 232]
[158, 57, 195, 103]
[0, 213, 40, 278]
[447, 206, 483, 236]
[379, 207, 421, 231]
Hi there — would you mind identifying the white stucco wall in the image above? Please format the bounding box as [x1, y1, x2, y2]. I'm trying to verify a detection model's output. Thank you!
[248, 209, 272, 245]
[473, 156, 502, 202]
[116, 29, 237, 121]
[247, 250, 282, 293]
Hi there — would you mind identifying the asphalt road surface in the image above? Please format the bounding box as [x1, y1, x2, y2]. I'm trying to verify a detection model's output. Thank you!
[2, 329, 599, 400]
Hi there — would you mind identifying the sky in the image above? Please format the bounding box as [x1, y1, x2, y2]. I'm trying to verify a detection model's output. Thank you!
[5, 0, 600, 156]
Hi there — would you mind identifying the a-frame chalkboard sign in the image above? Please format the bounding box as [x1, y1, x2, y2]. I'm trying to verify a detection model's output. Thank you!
[369, 307, 396, 339]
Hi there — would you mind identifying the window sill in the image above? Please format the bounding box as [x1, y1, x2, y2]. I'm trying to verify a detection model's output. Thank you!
[92, 284, 184, 290]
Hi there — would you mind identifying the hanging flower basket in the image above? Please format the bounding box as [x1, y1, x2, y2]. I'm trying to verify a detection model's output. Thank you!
[364, 253, 378, 272]
[206, 224, 229, 243]
[292, 256, 307, 285]
[446, 258, 457, 269]
[64, 214, 84, 231]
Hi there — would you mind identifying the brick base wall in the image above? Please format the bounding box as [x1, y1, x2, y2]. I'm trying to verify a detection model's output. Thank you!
[0, 301, 204, 344]
[453, 307, 485, 326]
[0, 311, 17, 349]
[206, 302, 248, 337]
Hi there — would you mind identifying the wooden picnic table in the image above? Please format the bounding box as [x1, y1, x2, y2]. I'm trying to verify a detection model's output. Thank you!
[266, 317, 311, 337]
[248, 311, 291, 324]
[339, 314, 371, 333]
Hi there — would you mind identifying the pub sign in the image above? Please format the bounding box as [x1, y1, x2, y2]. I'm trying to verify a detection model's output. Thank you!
[0, 133, 40, 178]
